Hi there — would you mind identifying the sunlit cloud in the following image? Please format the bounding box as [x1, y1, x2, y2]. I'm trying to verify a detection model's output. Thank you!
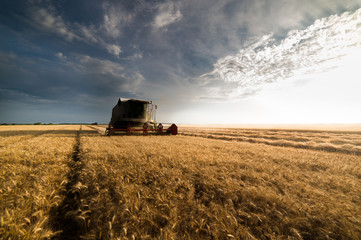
[152, 2, 183, 30]
[106, 44, 122, 56]
[196, 8, 361, 101]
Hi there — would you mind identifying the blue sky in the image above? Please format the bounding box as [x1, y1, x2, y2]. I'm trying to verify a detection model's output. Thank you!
[1, 0, 361, 124]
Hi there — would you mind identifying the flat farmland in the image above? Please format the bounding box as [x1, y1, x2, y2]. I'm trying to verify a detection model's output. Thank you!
[179, 125, 361, 155]
[1, 125, 360, 239]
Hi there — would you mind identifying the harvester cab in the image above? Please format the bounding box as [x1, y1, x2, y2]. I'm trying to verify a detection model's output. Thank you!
[105, 98, 177, 136]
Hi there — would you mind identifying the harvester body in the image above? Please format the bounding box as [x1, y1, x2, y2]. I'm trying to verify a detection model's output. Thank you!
[110, 98, 156, 129]
[106, 98, 177, 136]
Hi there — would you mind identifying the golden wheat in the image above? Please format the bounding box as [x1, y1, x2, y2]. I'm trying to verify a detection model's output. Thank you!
[179, 127, 361, 155]
[74, 126, 361, 239]
[0, 125, 78, 238]
[1, 125, 360, 239]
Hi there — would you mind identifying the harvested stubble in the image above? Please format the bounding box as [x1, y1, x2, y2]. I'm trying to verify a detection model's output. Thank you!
[179, 127, 361, 155]
[0, 125, 78, 238]
[73, 126, 361, 239]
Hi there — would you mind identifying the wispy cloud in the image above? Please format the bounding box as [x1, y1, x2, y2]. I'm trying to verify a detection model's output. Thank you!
[26, 3, 124, 57]
[196, 8, 361, 101]
[0, 50, 144, 102]
[152, 2, 183, 30]
[125, 53, 143, 61]
[68, 54, 144, 94]
[0, 88, 58, 104]
[54, 52, 66, 60]
[102, 1, 134, 38]
[29, 6, 76, 41]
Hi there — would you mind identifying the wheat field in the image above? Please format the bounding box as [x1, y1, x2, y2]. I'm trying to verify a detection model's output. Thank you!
[0, 125, 78, 238]
[1, 125, 360, 239]
[179, 126, 361, 156]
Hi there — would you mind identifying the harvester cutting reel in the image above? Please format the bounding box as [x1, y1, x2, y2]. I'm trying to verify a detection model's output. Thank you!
[105, 123, 178, 136]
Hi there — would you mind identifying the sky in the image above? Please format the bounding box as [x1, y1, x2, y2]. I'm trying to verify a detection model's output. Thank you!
[0, 0, 361, 124]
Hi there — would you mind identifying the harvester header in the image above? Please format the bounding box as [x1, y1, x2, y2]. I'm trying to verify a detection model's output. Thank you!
[105, 98, 177, 136]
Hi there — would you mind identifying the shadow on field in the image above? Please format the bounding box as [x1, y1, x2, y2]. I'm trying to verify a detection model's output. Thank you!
[0, 130, 96, 137]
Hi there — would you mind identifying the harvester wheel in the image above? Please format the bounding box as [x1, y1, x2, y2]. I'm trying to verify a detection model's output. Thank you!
[105, 129, 110, 136]
[169, 124, 178, 135]
[157, 123, 163, 134]
[143, 123, 148, 135]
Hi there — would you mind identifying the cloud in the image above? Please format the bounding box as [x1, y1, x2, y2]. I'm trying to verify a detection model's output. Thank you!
[106, 44, 122, 56]
[68, 54, 144, 94]
[195, 8, 361, 101]
[26, 3, 124, 57]
[78, 24, 99, 43]
[29, 6, 77, 41]
[54, 52, 66, 59]
[102, 1, 134, 38]
[125, 53, 143, 61]
[155, 0, 361, 62]
[153, 2, 183, 29]
[0, 50, 144, 103]
[0, 88, 58, 104]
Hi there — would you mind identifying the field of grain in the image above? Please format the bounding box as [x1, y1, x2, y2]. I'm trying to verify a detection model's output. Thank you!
[0, 125, 78, 238]
[1, 125, 360, 239]
[179, 126, 361, 156]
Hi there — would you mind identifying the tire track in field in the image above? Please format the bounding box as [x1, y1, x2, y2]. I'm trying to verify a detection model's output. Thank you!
[50, 126, 88, 239]
[180, 133, 361, 156]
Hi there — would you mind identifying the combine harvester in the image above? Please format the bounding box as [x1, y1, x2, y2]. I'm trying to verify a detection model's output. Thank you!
[105, 98, 178, 136]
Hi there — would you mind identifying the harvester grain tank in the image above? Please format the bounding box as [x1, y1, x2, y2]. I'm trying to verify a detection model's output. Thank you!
[105, 98, 177, 136]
